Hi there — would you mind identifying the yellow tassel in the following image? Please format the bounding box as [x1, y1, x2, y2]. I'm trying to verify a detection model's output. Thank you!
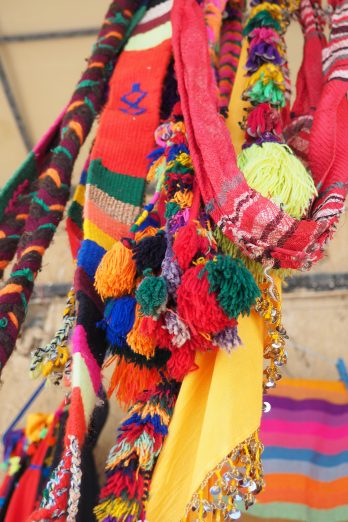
[127, 304, 156, 359]
[94, 241, 136, 300]
[246, 64, 285, 90]
[94, 498, 139, 521]
[238, 142, 317, 219]
[173, 189, 193, 208]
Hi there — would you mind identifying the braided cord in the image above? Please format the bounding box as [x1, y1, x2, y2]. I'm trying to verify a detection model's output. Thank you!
[0, 0, 144, 371]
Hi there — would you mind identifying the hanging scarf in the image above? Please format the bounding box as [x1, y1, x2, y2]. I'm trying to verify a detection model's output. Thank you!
[30, 1, 175, 520]
[171, 0, 348, 270]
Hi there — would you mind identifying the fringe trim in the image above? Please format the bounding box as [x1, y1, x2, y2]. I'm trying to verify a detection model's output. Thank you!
[183, 430, 264, 521]
[30, 288, 76, 384]
[255, 273, 288, 392]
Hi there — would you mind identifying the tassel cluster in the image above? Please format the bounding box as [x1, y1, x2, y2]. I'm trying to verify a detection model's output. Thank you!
[94, 381, 179, 522]
[238, 0, 317, 220]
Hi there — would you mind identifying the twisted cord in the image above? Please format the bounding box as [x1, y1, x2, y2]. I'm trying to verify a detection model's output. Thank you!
[0, 0, 143, 372]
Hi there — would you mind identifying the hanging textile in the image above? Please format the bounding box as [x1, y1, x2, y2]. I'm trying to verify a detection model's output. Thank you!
[249, 379, 348, 522]
[0, 0, 348, 520]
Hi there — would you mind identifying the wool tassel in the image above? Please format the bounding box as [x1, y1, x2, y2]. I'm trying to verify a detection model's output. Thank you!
[172, 221, 210, 271]
[177, 264, 232, 335]
[136, 271, 168, 317]
[98, 296, 136, 346]
[107, 356, 163, 409]
[134, 225, 158, 242]
[126, 304, 156, 359]
[203, 255, 261, 319]
[132, 231, 167, 274]
[94, 240, 136, 300]
[212, 325, 241, 353]
[167, 342, 197, 382]
[161, 233, 181, 297]
[237, 142, 317, 219]
[94, 381, 179, 522]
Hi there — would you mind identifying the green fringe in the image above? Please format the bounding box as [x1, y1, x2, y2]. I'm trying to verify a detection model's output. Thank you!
[213, 228, 293, 284]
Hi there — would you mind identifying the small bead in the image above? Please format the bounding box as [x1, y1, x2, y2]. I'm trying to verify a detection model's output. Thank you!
[210, 485, 221, 496]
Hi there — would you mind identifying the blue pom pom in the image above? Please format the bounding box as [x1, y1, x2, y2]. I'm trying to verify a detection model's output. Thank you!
[99, 296, 136, 345]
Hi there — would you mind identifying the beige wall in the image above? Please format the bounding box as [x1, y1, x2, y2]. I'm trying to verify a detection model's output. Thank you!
[0, 0, 347, 487]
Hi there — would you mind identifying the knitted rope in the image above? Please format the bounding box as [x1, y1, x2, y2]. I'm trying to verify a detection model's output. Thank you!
[0, 113, 64, 279]
[218, 1, 244, 115]
[0, 0, 143, 372]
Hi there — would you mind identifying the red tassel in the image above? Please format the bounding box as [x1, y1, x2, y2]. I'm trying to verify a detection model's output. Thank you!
[177, 265, 232, 335]
[173, 221, 210, 271]
[167, 342, 197, 381]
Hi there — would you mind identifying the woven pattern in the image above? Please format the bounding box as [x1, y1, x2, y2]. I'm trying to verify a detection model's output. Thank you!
[172, 0, 348, 270]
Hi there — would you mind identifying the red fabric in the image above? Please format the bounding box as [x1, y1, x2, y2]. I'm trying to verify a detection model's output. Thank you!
[292, 0, 326, 118]
[171, 0, 348, 270]
[5, 421, 57, 522]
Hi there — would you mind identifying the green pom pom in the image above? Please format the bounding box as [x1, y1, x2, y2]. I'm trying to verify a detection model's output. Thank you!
[165, 201, 181, 219]
[246, 79, 285, 107]
[136, 273, 168, 316]
[213, 227, 293, 284]
[243, 11, 281, 36]
[238, 142, 317, 219]
[203, 255, 261, 319]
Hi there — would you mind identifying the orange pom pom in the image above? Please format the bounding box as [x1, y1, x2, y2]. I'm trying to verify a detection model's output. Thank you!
[126, 304, 156, 359]
[94, 241, 136, 300]
[107, 356, 162, 409]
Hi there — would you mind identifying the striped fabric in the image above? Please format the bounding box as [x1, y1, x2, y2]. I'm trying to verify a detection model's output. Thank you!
[247, 379, 348, 522]
[30, 1, 175, 519]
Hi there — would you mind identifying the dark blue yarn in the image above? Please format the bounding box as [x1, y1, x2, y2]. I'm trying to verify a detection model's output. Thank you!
[123, 412, 168, 435]
[166, 143, 189, 162]
[147, 146, 165, 165]
[97, 296, 136, 345]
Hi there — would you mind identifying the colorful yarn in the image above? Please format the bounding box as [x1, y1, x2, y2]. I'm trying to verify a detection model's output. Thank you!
[95, 381, 179, 522]
[218, 1, 244, 114]
[126, 304, 156, 359]
[132, 231, 167, 274]
[98, 296, 136, 346]
[177, 264, 232, 335]
[95, 241, 136, 300]
[30, 288, 76, 384]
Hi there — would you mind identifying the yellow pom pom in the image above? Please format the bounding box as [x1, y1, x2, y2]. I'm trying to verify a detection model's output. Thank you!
[94, 241, 136, 300]
[237, 142, 317, 219]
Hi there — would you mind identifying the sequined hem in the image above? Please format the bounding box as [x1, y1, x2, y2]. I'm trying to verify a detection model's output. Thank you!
[183, 430, 264, 521]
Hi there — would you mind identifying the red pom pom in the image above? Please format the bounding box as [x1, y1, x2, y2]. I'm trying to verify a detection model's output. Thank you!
[140, 315, 158, 336]
[167, 343, 197, 381]
[177, 265, 231, 335]
[173, 222, 210, 271]
[246, 103, 282, 139]
[155, 316, 173, 349]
